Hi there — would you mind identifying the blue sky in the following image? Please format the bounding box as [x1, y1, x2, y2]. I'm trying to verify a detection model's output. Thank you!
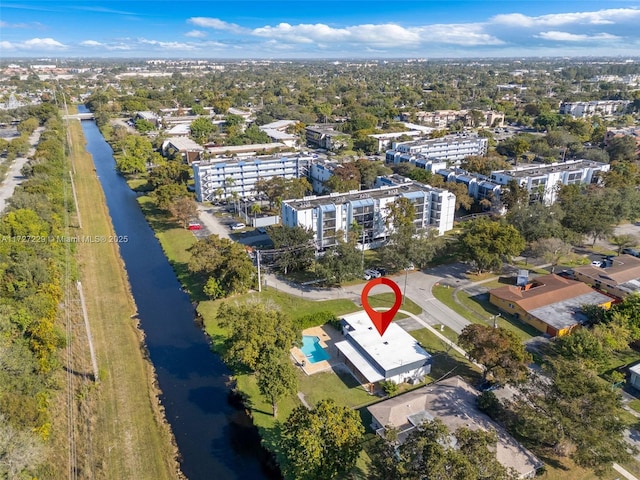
[2, 1, 640, 58]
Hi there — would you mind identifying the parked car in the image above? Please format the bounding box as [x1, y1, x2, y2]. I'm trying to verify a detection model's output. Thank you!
[364, 269, 381, 279]
[376, 267, 387, 276]
[622, 248, 640, 258]
[230, 222, 246, 230]
[591, 260, 603, 268]
[256, 227, 267, 234]
[188, 222, 202, 231]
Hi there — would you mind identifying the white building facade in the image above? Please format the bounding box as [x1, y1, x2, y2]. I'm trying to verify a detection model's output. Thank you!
[386, 137, 488, 164]
[559, 100, 630, 118]
[281, 182, 455, 248]
[193, 153, 312, 202]
[489, 159, 610, 205]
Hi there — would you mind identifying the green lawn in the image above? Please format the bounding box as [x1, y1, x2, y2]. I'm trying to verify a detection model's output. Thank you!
[410, 328, 482, 385]
[432, 284, 538, 342]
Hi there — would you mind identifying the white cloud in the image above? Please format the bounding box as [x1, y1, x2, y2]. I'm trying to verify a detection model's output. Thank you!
[251, 22, 501, 47]
[188, 17, 246, 34]
[185, 30, 207, 38]
[139, 39, 199, 51]
[3, 37, 67, 50]
[0, 20, 31, 28]
[536, 31, 619, 42]
[492, 8, 640, 27]
[80, 40, 104, 47]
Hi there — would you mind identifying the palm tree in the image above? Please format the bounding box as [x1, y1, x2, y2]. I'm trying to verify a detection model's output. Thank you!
[250, 203, 262, 219]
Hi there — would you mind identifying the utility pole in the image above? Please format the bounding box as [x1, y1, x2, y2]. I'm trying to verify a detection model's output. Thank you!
[257, 250, 262, 293]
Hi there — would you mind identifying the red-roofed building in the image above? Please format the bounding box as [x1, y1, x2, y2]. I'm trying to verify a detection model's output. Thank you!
[489, 274, 613, 337]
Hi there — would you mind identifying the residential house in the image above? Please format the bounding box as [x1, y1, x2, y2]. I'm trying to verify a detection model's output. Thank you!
[335, 311, 431, 392]
[367, 376, 542, 479]
[258, 120, 299, 149]
[489, 273, 614, 337]
[572, 254, 640, 299]
[629, 363, 640, 390]
[161, 137, 204, 164]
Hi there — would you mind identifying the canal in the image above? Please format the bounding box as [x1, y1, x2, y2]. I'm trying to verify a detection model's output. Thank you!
[79, 112, 271, 480]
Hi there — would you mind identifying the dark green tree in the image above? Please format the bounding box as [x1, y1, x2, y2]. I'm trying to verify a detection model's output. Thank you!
[277, 399, 364, 480]
[267, 225, 315, 275]
[256, 347, 298, 418]
[216, 301, 299, 371]
[458, 324, 531, 384]
[457, 218, 525, 273]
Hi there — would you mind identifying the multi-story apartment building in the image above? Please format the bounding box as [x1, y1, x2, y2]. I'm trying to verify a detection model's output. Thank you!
[281, 182, 455, 249]
[488, 159, 610, 205]
[305, 125, 352, 150]
[400, 110, 504, 128]
[386, 136, 488, 164]
[193, 153, 312, 202]
[559, 100, 630, 118]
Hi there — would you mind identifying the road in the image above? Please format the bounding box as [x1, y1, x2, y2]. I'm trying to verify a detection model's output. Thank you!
[0, 128, 43, 213]
[264, 264, 473, 334]
[194, 203, 474, 333]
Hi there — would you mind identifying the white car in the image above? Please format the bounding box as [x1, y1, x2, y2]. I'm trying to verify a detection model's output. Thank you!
[230, 222, 246, 230]
[591, 260, 603, 268]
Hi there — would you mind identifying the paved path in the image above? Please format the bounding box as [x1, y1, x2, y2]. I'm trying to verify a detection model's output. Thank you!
[0, 128, 43, 213]
[614, 463, 640, 480]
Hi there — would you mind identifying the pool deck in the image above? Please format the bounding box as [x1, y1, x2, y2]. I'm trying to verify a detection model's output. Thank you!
[290, 325, 343, 375]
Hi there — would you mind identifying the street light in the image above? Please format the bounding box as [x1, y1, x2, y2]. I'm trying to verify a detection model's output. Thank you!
[491, 313, 501, 328]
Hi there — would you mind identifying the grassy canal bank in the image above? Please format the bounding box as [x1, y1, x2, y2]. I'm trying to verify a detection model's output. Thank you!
[50, 120, 180, 479]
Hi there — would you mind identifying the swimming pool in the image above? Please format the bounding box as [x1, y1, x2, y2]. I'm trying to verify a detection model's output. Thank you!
[300, 335, 330, 363]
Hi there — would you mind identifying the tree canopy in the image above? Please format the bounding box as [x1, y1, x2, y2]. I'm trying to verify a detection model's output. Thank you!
[457, 218, 525, 273]
[369, 419, 517, 480]
[458, 324, 531, 384]
[277, 399, 364, 480]
[216, 301, 299, 371]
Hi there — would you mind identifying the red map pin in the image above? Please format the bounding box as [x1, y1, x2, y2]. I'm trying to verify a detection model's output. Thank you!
[361, 277, 403, 336]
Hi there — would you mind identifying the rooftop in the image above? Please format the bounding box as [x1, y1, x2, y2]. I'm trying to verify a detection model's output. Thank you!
[490, 273, 605, 312]
[283, 181, 450, 210]
[494, 159, 608, 179]
[573, 254, 640, 295]
[367, 376, 542, 478]
[258, 119, 297, 130]
[162, 136, 204, 151]
[528, 290, 613, 330]
[335, 311, 430, 383]
[194, 152, 311, 167]
[203, 143, 288, 156]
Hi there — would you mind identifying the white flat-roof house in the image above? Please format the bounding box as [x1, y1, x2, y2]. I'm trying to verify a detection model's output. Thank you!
[193, 153, 312, 202]
[489, 159, 610, 205]
[259, 120, 299, 149]
[335, 312, 431, 391]
[281, 181, 455, 248]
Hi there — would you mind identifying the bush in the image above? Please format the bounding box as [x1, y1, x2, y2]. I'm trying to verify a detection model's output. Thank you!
[295, 311, 338, 330]
[380, 380, 399, 396]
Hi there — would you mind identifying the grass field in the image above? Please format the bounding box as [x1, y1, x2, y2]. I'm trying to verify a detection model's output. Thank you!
[410, 328, 482, 385]
[432, 284, 538, 342]
[51, 121, 179, 479]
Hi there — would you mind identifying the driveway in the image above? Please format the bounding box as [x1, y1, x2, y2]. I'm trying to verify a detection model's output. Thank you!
[0, 128, 43, 213]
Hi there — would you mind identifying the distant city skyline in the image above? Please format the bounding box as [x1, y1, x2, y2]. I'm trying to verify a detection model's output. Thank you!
[2, 1, 640, 59]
